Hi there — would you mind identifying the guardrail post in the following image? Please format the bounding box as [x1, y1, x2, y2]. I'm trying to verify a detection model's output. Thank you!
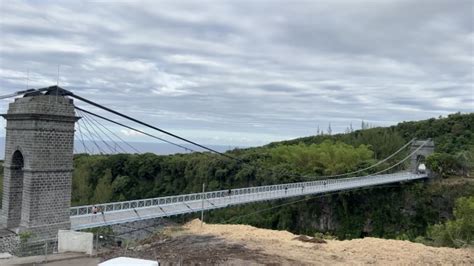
[201, 183, 205, 227]
[95, 233, 99, 256]
[44, 240, 48, 263]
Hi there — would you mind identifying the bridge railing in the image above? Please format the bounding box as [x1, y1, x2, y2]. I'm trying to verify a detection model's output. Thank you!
[70, 171, 419, 217]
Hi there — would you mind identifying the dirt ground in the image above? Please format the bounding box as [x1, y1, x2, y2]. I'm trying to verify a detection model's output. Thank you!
[40, 257, 100, 266]
[101, 219, 474, 265]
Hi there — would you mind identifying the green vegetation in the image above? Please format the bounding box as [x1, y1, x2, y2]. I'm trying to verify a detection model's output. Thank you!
[66, 112, 474, 248]
[18, 231, 35, 243]
[0, 112, 471, 248]
[417, 196, 474, 248]
[426, 147, 474, 178]
[206, 178, 474, 241]
[70, 113, 473, 206]
[276, 112, 473, 155]
[71, 140, 378, 205]
[268, 141, 374, 176]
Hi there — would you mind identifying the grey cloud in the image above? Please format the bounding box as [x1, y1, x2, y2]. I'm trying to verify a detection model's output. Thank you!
[0, 0, 472, 146]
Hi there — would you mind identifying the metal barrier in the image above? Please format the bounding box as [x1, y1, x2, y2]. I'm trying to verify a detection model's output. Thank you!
[13, 238, 58, 259]
[70, 171, 428, 229]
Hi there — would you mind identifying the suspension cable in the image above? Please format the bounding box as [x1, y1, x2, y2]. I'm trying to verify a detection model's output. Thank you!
[30, 87, 414, 173]
[219, 142, 430, 224]
[77, 115, 106, 154]
[301, 138, 416, 179]
[365, 139, 430, 177]
[76, 121, 93, 154]
[0, 89, 37, 100]
[75, 106, 195, 153]
[7, 87, 422, 179]
[69, 92, 240, 161]
[78, 110, 117, 153]
[83, 109, 141, 153]
[222, 183, 404, 224]
[81, 111, 129, 153]
[74, 131, 90, 154]
[76, 104, 416, 180]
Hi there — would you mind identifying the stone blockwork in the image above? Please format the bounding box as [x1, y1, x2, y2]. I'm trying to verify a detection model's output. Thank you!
[0, 93, 78, 240]
[0, 229, 19, 254]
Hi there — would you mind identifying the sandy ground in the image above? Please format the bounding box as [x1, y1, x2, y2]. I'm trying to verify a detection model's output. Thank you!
[100, 219, 473, 265]
[6, 218, 473, 265]
[183, 219, 474, 265]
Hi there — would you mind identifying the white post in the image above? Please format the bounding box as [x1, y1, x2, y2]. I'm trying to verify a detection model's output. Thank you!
[201, 183, 205, 227]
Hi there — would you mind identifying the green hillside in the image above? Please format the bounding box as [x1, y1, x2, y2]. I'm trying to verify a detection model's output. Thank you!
[67, 112, 473, 247]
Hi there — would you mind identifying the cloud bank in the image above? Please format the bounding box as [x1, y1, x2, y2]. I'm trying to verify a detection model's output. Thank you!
[0, 0, 472, 146]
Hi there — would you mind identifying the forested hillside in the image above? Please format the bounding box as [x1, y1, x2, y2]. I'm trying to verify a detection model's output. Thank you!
[271, 112, 473, 160]
[68, 112, 473, 246]
[72, 112, 473, 205]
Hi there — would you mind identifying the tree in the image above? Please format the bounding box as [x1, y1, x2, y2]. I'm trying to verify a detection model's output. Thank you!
[112, 175, 134, 201]
[426, 153, 460, 177]
[427, 196, 474, 248]
[455, 147, 474, 177]
[71, 164, 92, 206]
[345, 127, 351, 134]
[91, 169, 113, 203]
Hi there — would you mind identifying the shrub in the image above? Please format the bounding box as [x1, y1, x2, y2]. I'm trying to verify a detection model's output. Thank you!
[426, 196, 474, 248]
[426, 153, 460, 177]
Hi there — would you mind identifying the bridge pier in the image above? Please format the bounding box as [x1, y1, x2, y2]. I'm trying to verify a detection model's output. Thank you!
[0, 89, 78, 239]
[410, 140, 435, 175]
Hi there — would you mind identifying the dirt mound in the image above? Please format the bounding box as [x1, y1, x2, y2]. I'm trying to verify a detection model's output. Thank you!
[293, 235, 327, 243]
[184, 219, 474, 265]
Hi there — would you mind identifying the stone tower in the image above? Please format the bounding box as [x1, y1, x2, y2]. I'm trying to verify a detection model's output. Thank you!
[410, 139, 435, 174]
[0, 88, 78, 238]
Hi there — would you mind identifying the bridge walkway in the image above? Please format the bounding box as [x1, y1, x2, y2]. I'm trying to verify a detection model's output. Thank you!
[70, 171, 428, 230]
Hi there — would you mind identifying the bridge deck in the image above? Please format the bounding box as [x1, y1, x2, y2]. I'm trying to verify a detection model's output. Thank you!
[70, 172, 428, 230]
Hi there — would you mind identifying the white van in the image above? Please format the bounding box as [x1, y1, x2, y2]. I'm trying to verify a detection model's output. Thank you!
[99, 257, 159, 266]
[417, 163, 426, 174]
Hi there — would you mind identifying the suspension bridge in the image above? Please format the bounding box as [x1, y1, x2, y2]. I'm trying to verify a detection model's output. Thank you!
[70, 171, 428, 229]
[0, 86, 434, 239]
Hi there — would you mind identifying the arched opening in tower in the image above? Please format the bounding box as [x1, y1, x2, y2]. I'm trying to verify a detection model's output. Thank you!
[5, 150, 25, 223]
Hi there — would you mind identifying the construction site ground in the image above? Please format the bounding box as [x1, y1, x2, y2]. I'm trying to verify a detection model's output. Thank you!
[98, 219, 474, 265]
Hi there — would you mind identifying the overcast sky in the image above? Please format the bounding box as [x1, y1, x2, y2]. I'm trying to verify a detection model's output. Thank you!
[0, 0, 472, 147]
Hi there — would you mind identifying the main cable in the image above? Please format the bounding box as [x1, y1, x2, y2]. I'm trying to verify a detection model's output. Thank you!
[302, 138, 415, 179]
[10, 87, 420, 180]
[76, 105, 415, 180]
[0, 87, 54, 100]
[365, 139, 430, 177]
[75, 106, 195, 153]
[69, 92, 240, 161]
[0, 89, 36, 100]
[263, 138, 417, 182]
[33, 87, 410, 171]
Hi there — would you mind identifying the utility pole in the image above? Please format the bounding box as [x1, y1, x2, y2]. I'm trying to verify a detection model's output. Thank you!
[201, 183, 205, 228]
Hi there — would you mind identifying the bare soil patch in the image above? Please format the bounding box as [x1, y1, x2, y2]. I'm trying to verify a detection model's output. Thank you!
[101, 219, 474, 265]
[100, 227, 297, 265]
